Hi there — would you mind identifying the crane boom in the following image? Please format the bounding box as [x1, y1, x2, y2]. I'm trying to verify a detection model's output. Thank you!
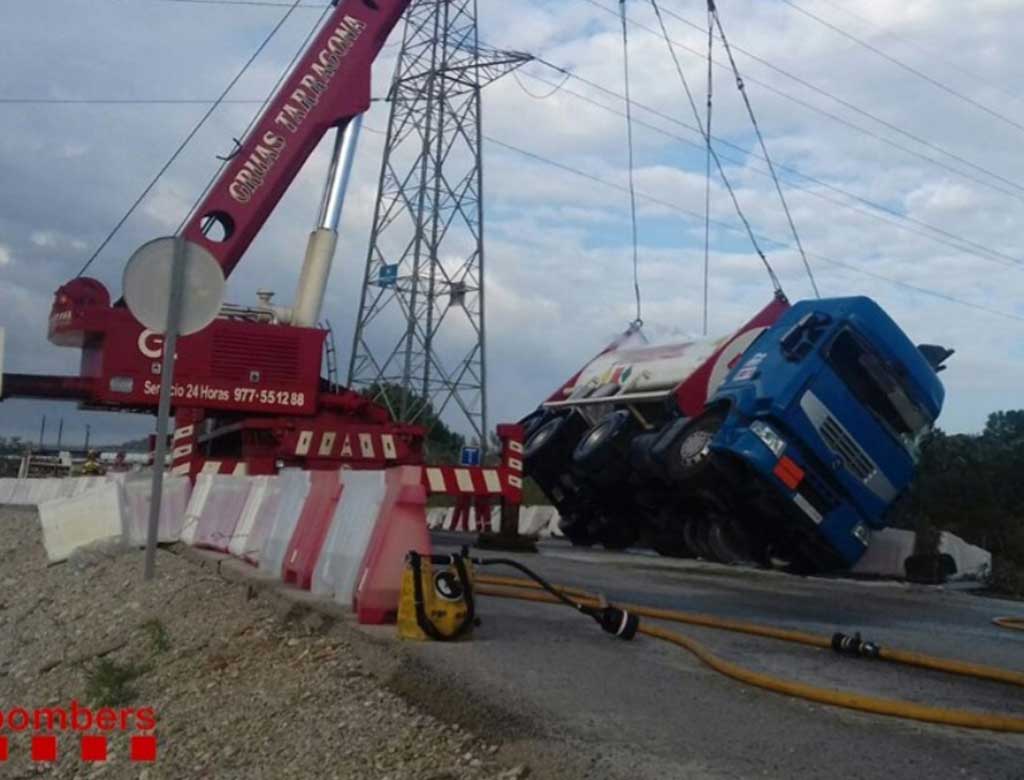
[182, 0, 408, 279]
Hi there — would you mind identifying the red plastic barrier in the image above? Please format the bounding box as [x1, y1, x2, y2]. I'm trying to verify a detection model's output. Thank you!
[354, 466, 431, 624]
[282, 469, 344, 589]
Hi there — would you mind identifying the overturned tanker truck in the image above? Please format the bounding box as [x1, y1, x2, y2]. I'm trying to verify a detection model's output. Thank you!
[521, 293, 953, 572]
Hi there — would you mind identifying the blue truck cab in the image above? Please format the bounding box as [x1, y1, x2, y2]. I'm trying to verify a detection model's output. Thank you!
[710, 296, 948, 568]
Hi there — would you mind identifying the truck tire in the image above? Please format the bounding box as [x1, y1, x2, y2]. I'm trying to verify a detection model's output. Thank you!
[707, 518, 752, 565]
[525, 414, 585, 472]
[652, 532, 693, 558]
[596, 517, 639, 550]
[572, 410, 634, 480]
[683, 517, 713, 560]
[666, 410, 726, 484]
[558, 513, 594, 547]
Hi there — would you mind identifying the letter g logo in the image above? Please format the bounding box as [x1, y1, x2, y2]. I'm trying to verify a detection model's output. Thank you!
[138, 330, 164, 359]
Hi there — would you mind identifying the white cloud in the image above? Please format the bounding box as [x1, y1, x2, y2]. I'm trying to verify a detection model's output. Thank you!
[1, 0, 1023, 441]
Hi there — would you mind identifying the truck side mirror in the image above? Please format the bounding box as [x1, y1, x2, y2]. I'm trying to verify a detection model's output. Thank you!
[916, 344, 954, 372]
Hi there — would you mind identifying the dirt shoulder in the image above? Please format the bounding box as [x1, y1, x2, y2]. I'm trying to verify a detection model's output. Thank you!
[0, 507, 550, 780]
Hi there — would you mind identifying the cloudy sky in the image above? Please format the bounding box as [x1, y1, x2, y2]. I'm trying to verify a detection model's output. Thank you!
[1, 0, 1023, 448]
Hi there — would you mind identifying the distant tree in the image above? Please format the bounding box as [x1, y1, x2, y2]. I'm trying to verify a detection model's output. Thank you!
[892, 410, 1024, 591]
[361, 382, 465, 464]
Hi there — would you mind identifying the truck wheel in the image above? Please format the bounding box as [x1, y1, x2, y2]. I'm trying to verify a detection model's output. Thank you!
[707, 518, 752, 565]
[558, 514, 594, 547]
[597, 519, 638, 551]
[667, 410, 726, 484]
[520, 409, 551, 442]
[572, 410, 634, 477]
[683, 517, 713, 560]
[525, 416, 567, 461]
[652, 533, 693, 558]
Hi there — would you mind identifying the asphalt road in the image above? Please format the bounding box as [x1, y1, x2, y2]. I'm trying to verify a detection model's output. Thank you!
[409, 533, 1024, 780]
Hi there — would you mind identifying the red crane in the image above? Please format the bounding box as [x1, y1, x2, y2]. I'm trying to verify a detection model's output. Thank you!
[2, 0, 424, 477]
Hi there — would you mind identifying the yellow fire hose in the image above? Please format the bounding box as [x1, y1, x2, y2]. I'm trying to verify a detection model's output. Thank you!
[994, 616, 1024, 632]
[475, 574, 1024, 734]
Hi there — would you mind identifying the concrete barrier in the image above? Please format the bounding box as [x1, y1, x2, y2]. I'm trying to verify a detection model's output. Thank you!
[312, 470, 388, 605]
[122, 474, 192, 546]
[38, 482, 126, 563]
[259, 469, 312, 577]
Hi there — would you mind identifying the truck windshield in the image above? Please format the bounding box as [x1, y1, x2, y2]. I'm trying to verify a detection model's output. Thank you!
[826, 329, 932, 456]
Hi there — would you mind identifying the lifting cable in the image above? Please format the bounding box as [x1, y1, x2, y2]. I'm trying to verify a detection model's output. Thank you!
[708, 1, 820, 298]
[75, 0, 306, 278]
[701, 5, 713, 336]
[648, 0, 783, 297]
[619, 0, 643, 326]
[475, 574, 1024, 734]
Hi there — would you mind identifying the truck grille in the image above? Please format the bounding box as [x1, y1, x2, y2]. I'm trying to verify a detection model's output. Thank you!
[819, 415, 875, 480]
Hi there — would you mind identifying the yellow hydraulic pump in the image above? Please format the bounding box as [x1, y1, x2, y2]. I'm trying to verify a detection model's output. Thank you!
[398, 552, 476, 641]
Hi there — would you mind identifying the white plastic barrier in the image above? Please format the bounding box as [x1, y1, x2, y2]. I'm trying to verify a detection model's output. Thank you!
[259, 469, 311, 577]
[425, 507, 448, 530]
[312, 470, 388, 604]
[518, 505, 558, 537]
[939, 531, 992, 581]
[229, 476, 282, 563]
[73, 477, 105, 497]
[0, 478, 16, 503]
[186, 475, 252, 552]
[122, 474, 192, 546]
[8, 479, 34, 506]
[38, 482, 126, 563]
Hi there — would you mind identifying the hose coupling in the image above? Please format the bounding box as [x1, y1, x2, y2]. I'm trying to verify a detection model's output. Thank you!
[831, 632, 880, 659]
[592, 605, 640, 640]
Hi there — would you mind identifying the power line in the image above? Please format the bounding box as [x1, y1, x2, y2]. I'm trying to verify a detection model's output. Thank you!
[516, 31, 1024, 268]
[515, 68, 1024, 271]
[75, 0, 306, 277]
[479, 135, 1024, 325]
[779, 0, 1024, 137]
[620, 0, 643, 324]
[808, 0, 1024, 107]
[175, 1, 332, 233]
[701, 1, 713, 335]
[574, 0, 1024, 205]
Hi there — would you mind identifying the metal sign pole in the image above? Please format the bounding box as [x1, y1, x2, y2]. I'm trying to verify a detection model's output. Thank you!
[143, 237, 187, 581]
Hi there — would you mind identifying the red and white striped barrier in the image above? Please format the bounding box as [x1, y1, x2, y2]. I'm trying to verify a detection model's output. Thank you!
[311, 470, 388, 604]
[354, 466, 431, 624]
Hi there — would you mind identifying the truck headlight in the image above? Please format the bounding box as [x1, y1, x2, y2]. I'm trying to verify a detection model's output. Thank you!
[852, 523, 870, 546]
[751, 420, 786, 458]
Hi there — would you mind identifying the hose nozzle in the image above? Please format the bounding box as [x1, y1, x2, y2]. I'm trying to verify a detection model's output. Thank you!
[832, 632, 880, 659]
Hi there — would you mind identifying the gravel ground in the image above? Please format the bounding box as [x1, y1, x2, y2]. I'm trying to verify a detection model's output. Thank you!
[0, 507, 532, 779]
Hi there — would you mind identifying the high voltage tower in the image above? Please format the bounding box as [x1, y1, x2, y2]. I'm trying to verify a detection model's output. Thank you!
[348, 0, 530, 451]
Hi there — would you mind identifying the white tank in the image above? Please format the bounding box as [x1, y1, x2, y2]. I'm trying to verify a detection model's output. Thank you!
[567, 336, 726, 395]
